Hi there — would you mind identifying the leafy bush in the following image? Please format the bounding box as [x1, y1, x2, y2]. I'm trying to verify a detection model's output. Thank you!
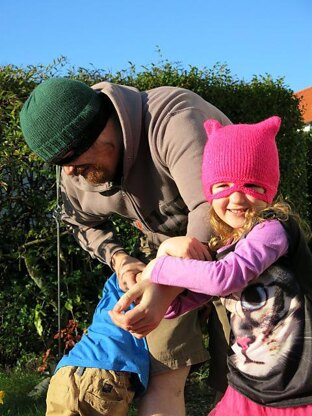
[0, 57, 310, 366]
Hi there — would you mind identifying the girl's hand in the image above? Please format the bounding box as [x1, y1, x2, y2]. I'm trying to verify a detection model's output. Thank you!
[137, 258, 158, 282]
[109, 279, 183, 338]
[157, 236, 212, 260]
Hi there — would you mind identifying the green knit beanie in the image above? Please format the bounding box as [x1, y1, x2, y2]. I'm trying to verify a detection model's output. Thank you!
[20, 78, 113, 163]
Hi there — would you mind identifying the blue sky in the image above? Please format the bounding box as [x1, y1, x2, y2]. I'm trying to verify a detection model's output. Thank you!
[1, 0, 311, 92]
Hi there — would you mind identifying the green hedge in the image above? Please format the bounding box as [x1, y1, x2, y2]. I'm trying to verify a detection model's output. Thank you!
[0, 58, 310, 367]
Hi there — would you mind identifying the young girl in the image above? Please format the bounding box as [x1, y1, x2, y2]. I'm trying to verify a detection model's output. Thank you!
[110, 116, 312, 415]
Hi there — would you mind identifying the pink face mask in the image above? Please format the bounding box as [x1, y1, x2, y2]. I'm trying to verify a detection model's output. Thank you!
[201, 116, 281, 205]
[208, 182, 268, 203]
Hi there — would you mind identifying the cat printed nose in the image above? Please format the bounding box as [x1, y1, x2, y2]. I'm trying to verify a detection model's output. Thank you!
[236, 336, 252, 350]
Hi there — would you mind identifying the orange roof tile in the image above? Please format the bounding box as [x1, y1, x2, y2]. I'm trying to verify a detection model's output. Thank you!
[294, 86, 312, 124]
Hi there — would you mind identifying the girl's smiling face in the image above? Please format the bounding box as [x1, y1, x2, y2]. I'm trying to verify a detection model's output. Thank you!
[211, 183, 268, 230]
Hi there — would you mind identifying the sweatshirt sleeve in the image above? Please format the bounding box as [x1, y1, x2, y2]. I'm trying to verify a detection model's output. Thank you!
[60, 172, 124, 269]
[151, 220, 289, 297]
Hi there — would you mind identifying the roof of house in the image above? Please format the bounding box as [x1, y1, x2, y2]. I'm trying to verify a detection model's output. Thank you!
[294, 86, 312, 124]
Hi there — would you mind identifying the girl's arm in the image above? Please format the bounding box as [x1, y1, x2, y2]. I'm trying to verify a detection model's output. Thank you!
[109, 276, 185, 338]
[152, 220, 288, 296]
[109, 236, 213, 335]
[110, 220, 288, 337]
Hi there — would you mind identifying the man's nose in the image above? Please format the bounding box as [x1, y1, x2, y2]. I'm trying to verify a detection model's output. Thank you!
[63, 165, 75, 175]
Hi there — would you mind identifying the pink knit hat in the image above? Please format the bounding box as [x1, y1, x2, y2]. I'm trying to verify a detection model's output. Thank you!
[202, 116, 281, 204]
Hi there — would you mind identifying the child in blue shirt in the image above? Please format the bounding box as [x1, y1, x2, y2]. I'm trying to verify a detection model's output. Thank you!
[46, 273, 149, 416]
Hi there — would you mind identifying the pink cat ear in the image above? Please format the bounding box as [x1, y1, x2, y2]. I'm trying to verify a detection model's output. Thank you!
[204, 119, 223, 136]
[260, 116, 281, 136]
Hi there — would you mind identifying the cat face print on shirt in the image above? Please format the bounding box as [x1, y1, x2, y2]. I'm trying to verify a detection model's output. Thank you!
[222, 264, 303, 378]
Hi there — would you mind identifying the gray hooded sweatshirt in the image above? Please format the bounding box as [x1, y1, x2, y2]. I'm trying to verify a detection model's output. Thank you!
[61, 82, 231, 268]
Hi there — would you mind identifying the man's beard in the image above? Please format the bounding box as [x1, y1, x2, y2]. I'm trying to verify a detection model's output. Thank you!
[75, 165, 113, 184]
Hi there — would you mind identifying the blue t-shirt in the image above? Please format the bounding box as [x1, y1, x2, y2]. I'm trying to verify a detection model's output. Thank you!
[55, 273, 149, 393]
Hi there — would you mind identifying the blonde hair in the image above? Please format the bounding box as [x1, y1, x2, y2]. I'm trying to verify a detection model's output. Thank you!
[208, 197, 311, 251]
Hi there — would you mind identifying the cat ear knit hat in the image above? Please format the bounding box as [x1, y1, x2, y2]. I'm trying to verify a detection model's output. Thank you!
[202, 116, 281, 204]
[20, 78, 113, 164]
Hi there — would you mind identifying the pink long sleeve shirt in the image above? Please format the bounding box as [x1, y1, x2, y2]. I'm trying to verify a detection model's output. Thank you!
[151, 220, 289, 317]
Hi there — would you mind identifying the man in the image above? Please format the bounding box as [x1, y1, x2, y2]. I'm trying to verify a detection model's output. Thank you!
[20, 77, 231, 415]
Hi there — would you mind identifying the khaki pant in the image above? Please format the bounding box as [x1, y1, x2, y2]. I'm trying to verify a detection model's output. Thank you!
[146, 302, 230, 394]
[139, 237, 230, 392]
[46, 367, 135, 416]
[146, 308, 209, 373]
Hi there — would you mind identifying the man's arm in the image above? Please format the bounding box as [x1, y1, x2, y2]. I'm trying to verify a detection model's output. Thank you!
[60, 174, 145, 289]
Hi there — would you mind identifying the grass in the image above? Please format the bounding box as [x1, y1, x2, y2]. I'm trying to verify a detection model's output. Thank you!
[0, 367, 215, 415]
[0, 370, 46, 416]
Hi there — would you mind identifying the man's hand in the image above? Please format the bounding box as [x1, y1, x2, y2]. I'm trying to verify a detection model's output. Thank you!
[111, 251, 145, 291]
[157, 236, 212, 260]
